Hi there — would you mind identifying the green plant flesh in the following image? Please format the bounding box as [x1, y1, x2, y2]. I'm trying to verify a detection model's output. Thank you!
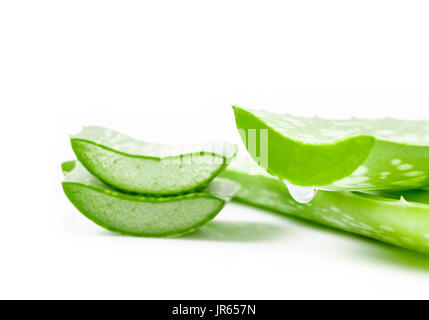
[220, 158, 429, 254]
[62, 161, 239, 237]
[71, 126, 238, 195]
[233, 106, 429, 191]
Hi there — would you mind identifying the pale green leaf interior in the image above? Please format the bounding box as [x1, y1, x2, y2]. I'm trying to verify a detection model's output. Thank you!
[63, 161, 239, 237]
[71, 126, 237, 195]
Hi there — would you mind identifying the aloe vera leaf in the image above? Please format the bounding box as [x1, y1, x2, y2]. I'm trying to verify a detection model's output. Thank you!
[62, 161, 239, 237]
[233, 106, 429, 191]
[71, 126, 238, 195]
[220, 158, 429, 254]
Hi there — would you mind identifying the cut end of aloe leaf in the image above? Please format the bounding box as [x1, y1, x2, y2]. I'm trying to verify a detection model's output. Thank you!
[221, 157, 429, 254]
[232, 105, 429, 192]
[61, 160, 76, 175]
[62, 161, 240, 237]
[70, 126, 238, 195]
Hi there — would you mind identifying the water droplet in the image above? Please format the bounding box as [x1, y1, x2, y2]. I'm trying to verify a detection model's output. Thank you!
[283, 181, 317, 203]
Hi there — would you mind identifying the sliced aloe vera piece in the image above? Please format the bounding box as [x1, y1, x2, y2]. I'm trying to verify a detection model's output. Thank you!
[71, 126, 237, 195]
[62, 161, 239, 237]
[233, 106, 429, 191]
[220, 158, 429, 254]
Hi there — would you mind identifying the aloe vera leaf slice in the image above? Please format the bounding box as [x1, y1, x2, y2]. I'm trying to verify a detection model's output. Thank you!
[71, 126, 238, 195]
[62, 161, 239, 237]
[233, 106, 429, 191]
[220, 158, 429, 254]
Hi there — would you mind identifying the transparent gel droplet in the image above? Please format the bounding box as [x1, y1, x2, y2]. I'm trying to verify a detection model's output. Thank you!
[284, 181, 317, 204]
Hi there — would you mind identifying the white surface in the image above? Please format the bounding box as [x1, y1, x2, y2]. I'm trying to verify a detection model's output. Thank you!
[2, 1, 429, 299]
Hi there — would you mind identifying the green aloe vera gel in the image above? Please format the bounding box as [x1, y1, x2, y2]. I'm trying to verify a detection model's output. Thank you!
[233, 106, 429, 195]
[71, 126, 238, 195]
[62, 161, 239, 237]
[221, 158, 429, 254]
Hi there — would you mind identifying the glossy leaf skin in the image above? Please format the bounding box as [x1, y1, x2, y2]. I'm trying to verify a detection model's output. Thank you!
[71, 126, 238, 196]
[62, 161, 239, 237]
[233, 106, 429, 191]
[221, 159, 429, 254]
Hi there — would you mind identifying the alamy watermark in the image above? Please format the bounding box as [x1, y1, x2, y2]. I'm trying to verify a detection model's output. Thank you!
[237, 128, 269, 169]
[164, 129, 269, 167]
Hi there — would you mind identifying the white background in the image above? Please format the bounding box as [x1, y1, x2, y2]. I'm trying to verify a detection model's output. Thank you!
[1, 1, 429, 299]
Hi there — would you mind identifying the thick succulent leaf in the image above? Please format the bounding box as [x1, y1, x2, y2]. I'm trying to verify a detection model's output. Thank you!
[71, 126, 237, 195]
[233, 106, 429, 191]
[62, 161, 239, 237]
[221, 158, 429, 254]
